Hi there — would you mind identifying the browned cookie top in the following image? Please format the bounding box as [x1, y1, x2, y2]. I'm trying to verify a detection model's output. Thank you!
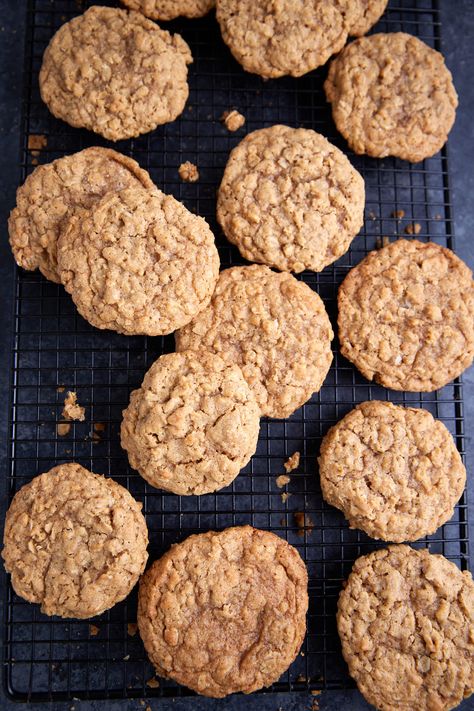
[338, 545, 474, 711]
[338, 240, 474, 391]
[325, 33, 458, 162]
[8, 147, 153, 284]
[39, 6, 192, 141]
[122, 0, 215, 20]
[121, 351, 260, 495]
[175, 265, 333, 418]
[349, 0, 388, 36]
[217, 125, 365, 273]
[58, 186, 219, 336]
[2, 463, 148, 619]
[319, 401, 466, 542]
[138, 526, 308, 697]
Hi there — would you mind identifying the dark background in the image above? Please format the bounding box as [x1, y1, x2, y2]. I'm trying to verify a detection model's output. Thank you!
[0, 1, 473, 710]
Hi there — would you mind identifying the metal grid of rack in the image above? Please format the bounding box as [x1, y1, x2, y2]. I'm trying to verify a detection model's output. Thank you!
[3, 0, 469, 702]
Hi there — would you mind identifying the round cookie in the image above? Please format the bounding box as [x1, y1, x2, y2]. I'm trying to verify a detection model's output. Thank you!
[2, 463, 148, 619]
[338, 239, 474, 391]
[175, 265, 333, 418]
[8, 147, 154, 284]
[318, 401, 466, 542]
[39, 6, 192, 141]
[217, 125, 365, 273]
[216, 0, 364, 79]
[58, 186, 220, 336]
[324, 33, 458, 162]
[121, 351, 260, 495]
[121, 0, 215, 21]
[138, 526, 308, 697]
[337, 545, 474, 711]
[349, 0, 388, 36]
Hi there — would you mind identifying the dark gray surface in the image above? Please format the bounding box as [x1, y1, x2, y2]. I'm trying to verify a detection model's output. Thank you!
[0, 1, 473, 709]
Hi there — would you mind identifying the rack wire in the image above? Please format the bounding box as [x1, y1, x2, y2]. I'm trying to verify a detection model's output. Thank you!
[3, 0, 470, 702]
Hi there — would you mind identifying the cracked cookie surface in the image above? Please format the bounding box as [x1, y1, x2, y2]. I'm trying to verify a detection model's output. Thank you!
[122, 0, 214, 20]
[338, 239, 474, 391]
[138, 526, 308, 697]
[39, 6, 192, 141]
[2, 463, 148, 619]
[58, 186, 219, 336]
[217, 125, 365, 273]
[9, 147, 153, 284]
[175, 265, 333, 418]
[121, 351, 260, 495]
[338, 545, 474, 711]
[324, 33, 458, 162]
[319, 401, 466, 542]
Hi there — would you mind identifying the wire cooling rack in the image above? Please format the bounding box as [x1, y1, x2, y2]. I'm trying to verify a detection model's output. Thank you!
[3, 0, 470, 703]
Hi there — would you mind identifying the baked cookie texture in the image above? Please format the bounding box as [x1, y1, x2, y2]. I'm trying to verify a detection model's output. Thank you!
[58, 186, 220, 336]
[217, 125, 365, 273]
[338, 545, 474, 711]
[8, 147, 153, 284]
[121, 0, 215, 21]
[349, 0, 388, 36]
[121, 351, 260, 495]
[318, 401, 466, 542]
[39, 6, 192, 141]
[338, 239, 474, 391]
[138, 526, 308, 697]
[175, 265, 333, 418]
[325, 33, 458, 162]
[2, 463, 148, 619]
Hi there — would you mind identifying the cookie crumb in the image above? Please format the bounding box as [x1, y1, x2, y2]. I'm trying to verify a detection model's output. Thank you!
[178, 161, 199, 182]
[391, 209, 405, 219]
[62, 391, 85, 421]
[368, 210, 377, 221]
[221, 109, 246, 131]
[94, 422, 106, 432]
[28, 133, 47, 157]
[294, 512, 314, 536]
[139, 701, 146, 707]
[434, 213, 442, 220]
[276, 474, 291, 488]
[405, 222, 422, 235]
[146, 706, 152, 711]
[123, 654, 130, 661]
[284, 451, 300, 473]
[89, 624, 100, 636]
[376, 235, 391, 249]
[311, 690, 321, 696]
[281, 492, 291, 503]
[297, 674, 307, 682]
[57, 386, 65, 393]
[146, 677, 160, 688]
[127, 622, 138, 636]
[57, 422, 71, 436]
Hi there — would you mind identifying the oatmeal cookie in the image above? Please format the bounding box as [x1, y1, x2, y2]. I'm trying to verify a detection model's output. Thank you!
[2, 463, 148, 619]
[58, 186, 219, 336]
[39, 6, 192, 141]
[121, 351, 260, 495]
[175, 265, 333, 418]
[338, 240, 474, 391]
[216, 0, 364, 79]
[349, 0, 388, 36]
[138, 526, 308, 697]
[9, 147, 153, 283]
[338, 545, 474, 711]
[217, 125, 365, 273]
[324, 33, 458, 162]
[319, 401, 466, 542]
[121, 0, 214, 20]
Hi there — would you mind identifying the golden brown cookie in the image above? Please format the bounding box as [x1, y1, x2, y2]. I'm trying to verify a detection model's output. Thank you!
[338, 240, 474, 391]
[39, 6, 192, 141]
[318, 401, 466, 542]
[138, 526, 308, 697]
[58, 186, 219, 336]
[324, 33, 458, 162]
[216, 0, 364, 78]
[217, 125, 365, 273]
[121, 351, 260, 495]
[121, 0, 215, 20]
[175, 265, 333, 418]
[338, 545, 474, 711]
[8, 147, 153, 284]
[349, 0, 388, 36]
[2, 463, 148, 619]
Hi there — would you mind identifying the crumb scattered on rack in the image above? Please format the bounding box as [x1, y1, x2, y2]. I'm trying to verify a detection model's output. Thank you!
[89, 624, 99, 636]
[294, 512, 314, 536]
[368, 210, 377, 221]
[123, 654, 130, 661]
[435, 213, 442, 220]
[297, 674, 307, 682]
[56, 385, 65, 393]
[311, 690, 321, 696]
[376, 235, 390, 249]
[145, 705, 152, 711]
[57, 422, 71, 437]
[281, 492, 291, 503]
[221, 109, 245, 131]
[28, 133, 47, 156]
[178, 161, 199, 182]
[91, 422, 106, 442]
[391, 209, 405, 219]
[146, 677, 160, 688]
[405, 222, 422, 235]
[284, 451, 300, 473]
[127, 622, 138, 637]
[276, 474, 291, 488]
[139, 701, 146, 707]
[62, 391, 85, 421]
